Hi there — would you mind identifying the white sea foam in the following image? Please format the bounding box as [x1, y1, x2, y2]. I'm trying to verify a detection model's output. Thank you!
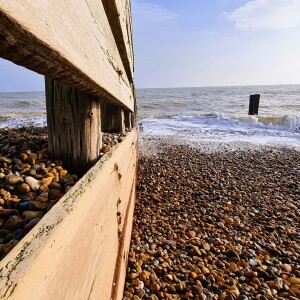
[0, 115, 47, 128]
[229, 114, 300, 133]
[138, 113, 300, 150]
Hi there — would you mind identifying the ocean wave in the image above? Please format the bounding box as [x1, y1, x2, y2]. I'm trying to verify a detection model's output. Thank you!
[172, 113, 300, 133]
[0, 115, 46, 128]
[16, 100, 44, 106]
[138, 113, 300, 143]
[222, 114, 300, 133]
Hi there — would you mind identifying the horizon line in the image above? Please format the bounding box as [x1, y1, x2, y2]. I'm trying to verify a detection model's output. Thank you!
[1, 82, 300, 93]
[136, 83, 300, 90]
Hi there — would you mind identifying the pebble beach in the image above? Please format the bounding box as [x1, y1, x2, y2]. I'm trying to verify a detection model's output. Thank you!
[123, 139, 300, 300]
[0, 87, 299, 299]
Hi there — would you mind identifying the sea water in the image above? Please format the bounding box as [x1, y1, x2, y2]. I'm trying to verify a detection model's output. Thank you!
[137, 85, 300, 149]
[0, 91, 46, 128]
[0, 85, 299, 149]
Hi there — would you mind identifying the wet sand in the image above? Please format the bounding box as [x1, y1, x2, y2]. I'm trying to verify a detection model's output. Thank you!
[123, 141, 300, 300]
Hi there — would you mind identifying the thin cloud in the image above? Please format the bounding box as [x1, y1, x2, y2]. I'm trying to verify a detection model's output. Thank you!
[133, 1, 179, 23]
[223, 0, 300, 30]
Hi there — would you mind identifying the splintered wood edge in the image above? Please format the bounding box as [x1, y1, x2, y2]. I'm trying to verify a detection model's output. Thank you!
[0, 130, 137, 299]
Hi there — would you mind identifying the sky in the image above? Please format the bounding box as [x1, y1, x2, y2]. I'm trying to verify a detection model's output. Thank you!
[0, 0, 300, 91]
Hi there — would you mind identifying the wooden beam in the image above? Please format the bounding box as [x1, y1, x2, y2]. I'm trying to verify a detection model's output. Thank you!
[0, 130, 137, 300]
[45, 77, 102, 175]
[0, 0, 134, 111]
[111, 176, 136, 300]
[102, 0, 134, 83]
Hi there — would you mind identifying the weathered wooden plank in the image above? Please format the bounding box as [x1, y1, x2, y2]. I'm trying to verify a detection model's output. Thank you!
[0, 0, 134, 111]
[111, 176, 136, 300]
[102, 0, 134, 83]
[45, 77, 102, 175]
[0, 130, 137, 300]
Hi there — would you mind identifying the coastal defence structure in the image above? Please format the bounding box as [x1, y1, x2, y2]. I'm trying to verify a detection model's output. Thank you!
[0, 1, 136, 299]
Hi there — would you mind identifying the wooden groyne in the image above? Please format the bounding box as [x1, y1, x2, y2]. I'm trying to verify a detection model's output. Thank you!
[0, 1, 136, 299]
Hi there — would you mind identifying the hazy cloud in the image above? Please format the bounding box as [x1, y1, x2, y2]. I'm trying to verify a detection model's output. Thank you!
[133, 1, 179, 23]
[224, 0, 300, 30]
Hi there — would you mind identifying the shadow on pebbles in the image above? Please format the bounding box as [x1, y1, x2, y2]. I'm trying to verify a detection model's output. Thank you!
[123, 143, 300, 300]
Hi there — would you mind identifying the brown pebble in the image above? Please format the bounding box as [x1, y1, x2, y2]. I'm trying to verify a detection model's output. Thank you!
[6, 175, 24, 186]
[35, 174, 44, 180]
[49, 182, 62, 190]
[27, 157, 35, 165]
[36, 196, 49, 204]
[192, 245, 202, 256]
[128, 273, 138, 280]
[176, 282, 186, 292]
[17, 183, 31, 194]
[39, 184, 49, 193]
[281, 264, 292, 272]
[245, 271, 258, 278]
[59, 169, 68, 177]
[124, 291, 133, 299]
[40, 177, 53, 186]
[189, 272, 198, 279]
[184, 292, 193, 298]
[202, 242, 210, 251]
[19, 153, 28, 161]
[150, 283, 160, 291]
[188, 231, 196, 238]
[22, 211, 44, 219]
[101, 145, 111, 153]
[44, 172, 55, 179]
[224, 215, 234, 225]
[147, 295, 158, 300]
[287, 277, 300, 285]
[167, 285, 176, 293]
[227, 285, 240, 297]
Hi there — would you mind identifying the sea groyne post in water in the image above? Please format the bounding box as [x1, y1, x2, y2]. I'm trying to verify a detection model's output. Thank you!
[248, 94, 260, 115]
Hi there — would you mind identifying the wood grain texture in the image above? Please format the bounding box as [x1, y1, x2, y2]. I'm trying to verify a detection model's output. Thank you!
[0, 130, 137, 300]
[125, 111, 132, 129]
[111, 176, 136, 300]
[0, 0, 134, 111]
[101, 102, 126, 133]
[45, 77, 102, 175]
[102, 0, 134, 83]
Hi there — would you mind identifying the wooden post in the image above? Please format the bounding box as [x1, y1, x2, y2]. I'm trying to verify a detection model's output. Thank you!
[124, 111, 132, 129]
[101, 102, 126, 133]
[131, 111, 135, 128]
[45, 77, 102, 175]
[248, 94, 260, 115]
